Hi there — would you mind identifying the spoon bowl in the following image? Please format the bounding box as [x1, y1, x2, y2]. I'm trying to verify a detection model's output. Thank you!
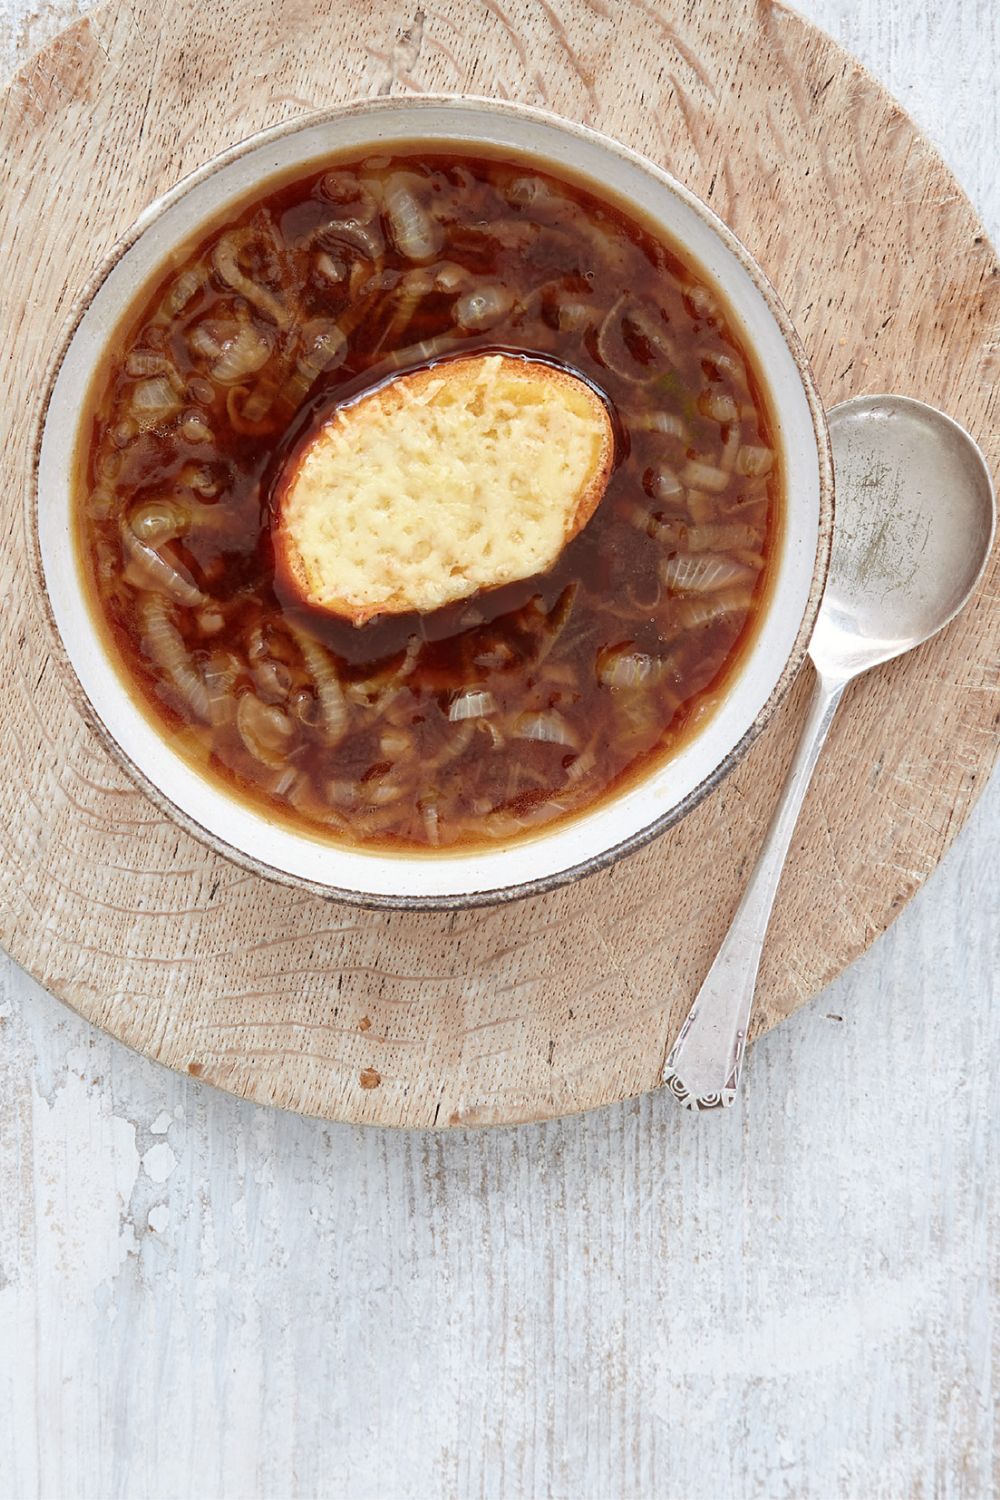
[812, 395, 996, 676]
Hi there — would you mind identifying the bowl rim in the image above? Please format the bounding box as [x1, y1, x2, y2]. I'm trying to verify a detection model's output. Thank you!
[29, 92, 834, 911]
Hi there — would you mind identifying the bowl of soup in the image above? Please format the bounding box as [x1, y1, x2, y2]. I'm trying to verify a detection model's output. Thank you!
[34, 96, 833, 907]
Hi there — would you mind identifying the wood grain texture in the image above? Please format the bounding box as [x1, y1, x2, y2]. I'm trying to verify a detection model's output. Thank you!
[0, 0, 998, 1127]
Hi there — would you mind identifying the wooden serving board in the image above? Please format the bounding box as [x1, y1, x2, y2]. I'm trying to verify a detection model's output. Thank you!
[1, 0, 997, 1127]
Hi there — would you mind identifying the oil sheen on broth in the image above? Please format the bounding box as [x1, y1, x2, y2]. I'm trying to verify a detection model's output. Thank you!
[76, 151, 781, 851]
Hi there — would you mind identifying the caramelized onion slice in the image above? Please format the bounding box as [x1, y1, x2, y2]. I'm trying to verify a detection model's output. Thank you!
[479, 800, 571, 840]
[701, 390, 739, 423]
[630, 411, 688, 440]
[680, 459, 730, 493]
[382, 173, 442, 262]
[202, 648, 241, 725]
[660, 554, 755, 594]
[346, 637, 421, 708]
[454, 287, 514, 331]
[672, 589, 753, 629]
[596, 295, 676, 383]
[597, 646, 675, 689]
[449, 689, 497, 722]
[128, 375, 182, 431]
[128, 500, 188, 546]
[236, 692, 295, 768]
[212, 226, 290, 328]
[315, 214, 385, 262]
[121, 510, 207, 607]
[188, 317, 272, 384]
[289, 626, 348, 746]
[421, 800, 441, 846]
[513, 710, 578, 748]
[139, 595, 211, 719]
[434, 261, 470, 293]
[273, 322, 349, 418]
[736, 444, 775, 477]
[315, 250, 346, 283]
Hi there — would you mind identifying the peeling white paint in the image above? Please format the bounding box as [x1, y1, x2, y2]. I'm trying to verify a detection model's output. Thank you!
[142, 1142, 177, 1183]
[657, 1271, 933, 1379]
[31, 1061, 140, 1287]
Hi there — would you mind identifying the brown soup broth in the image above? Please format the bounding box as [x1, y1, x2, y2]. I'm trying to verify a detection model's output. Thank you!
[76, 150, 781, 850]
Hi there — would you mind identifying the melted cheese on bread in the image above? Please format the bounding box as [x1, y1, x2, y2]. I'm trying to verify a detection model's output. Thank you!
[274, 353, 613, 623]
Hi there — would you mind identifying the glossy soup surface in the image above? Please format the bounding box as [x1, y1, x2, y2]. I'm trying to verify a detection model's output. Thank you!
[76, 150, 781, 850]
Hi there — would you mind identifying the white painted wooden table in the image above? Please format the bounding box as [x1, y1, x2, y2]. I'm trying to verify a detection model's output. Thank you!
[1, 2, 997, 1495]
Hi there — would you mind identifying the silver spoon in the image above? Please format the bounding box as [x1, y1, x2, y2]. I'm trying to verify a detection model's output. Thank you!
[661, 394, 996, 1110]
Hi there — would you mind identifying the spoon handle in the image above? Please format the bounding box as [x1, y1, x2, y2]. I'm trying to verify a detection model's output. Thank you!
[661, 667, 847, 1109]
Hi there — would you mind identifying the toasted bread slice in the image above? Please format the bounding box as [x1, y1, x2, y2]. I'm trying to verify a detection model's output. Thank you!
[273, 353, 613, 624]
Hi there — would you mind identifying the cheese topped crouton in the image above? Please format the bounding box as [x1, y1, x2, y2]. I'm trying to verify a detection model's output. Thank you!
[273, 353, 613, 624]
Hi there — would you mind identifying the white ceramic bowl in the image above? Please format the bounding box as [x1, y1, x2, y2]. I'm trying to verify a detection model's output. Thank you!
[34, 96, 833, 908]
